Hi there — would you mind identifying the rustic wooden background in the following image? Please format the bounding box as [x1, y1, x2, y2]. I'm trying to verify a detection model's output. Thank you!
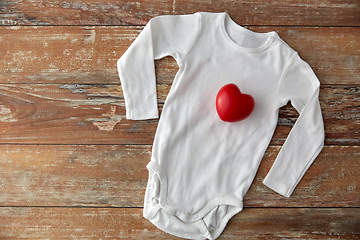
[0, 0, 359, 239]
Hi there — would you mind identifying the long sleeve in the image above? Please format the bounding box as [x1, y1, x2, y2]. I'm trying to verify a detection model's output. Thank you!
[263, 52, 325, 198]
[117, 13, 201, 120]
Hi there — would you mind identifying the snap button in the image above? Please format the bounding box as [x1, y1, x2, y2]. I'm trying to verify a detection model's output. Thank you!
[160, 202, 166, 207]
[175, 211, 182, 217]
[193, 213, 199, 219]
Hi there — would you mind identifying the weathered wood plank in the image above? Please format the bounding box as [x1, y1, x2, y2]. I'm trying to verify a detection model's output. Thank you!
[0, 84, 358, 145]
[1, 2, 357, 239]
[0, 207, 359, 239]
[1, 0, 359, 26]
[0, 145, 150, 207]
[225, 208, 360, 239]
[0, 26, 134, 84]
[0, 83, 152, 144]
[247, 145, 360, 208]
[0, 26, 359, 85]
[0, 145, 358, 207]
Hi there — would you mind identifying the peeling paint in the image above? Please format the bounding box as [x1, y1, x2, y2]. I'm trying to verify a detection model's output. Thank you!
[87, 106, 123, 131]
[84, 29, 96, 45]
[0, 105, 17, 123]
[346, 184, 357, 192]
[93, 121, 118, 131]
[1, 19, 20, 26]
[9, 26, 21, 30]
[60, 84, 88, 93]
[172, 0, 176, 13]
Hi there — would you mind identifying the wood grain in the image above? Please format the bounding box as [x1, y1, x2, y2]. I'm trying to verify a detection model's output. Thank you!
[1, 0, 359, 26]
[1, 1, 360, 238]
[0, 26, 359, 85]
[0, 145, 358, 208]
[0, 84, 358, 145]
[0, 207, 359, 239]
[0, 145, 150, 207]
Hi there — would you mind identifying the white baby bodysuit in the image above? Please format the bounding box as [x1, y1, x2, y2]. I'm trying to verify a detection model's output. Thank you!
[117, 12, 325, 240]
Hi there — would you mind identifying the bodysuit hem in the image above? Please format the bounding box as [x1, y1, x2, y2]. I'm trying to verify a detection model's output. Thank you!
[144, 159, 244, 239]
[146, 205, 242, 240]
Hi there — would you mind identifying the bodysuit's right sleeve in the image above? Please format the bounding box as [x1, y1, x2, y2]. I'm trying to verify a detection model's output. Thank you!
[117, 14, 201, 120]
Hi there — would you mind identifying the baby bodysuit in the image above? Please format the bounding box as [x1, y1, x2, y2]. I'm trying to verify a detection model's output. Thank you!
[117, 12, 325, 240]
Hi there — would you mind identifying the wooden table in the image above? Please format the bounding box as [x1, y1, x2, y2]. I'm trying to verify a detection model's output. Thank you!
[1, 0, 359, 239]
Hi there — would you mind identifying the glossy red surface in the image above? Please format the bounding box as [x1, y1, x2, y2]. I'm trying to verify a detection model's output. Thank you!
[216, 83, 255, 122]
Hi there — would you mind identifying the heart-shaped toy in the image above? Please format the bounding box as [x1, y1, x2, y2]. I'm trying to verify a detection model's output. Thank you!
[216, 83, 255, 122]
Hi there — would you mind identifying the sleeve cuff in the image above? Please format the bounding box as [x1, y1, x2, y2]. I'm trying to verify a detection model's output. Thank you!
[262, 177, 293, 198]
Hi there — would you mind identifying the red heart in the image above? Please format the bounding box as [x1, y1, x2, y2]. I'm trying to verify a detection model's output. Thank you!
[216, 83, 255, 122]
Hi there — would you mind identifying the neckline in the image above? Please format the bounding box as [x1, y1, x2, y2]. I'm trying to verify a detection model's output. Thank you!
[220, 12, 278, 53]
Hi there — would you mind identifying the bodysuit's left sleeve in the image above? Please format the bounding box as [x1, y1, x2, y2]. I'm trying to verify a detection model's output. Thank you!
[263, 52, 325, 198]
[117, 14, 201, 120]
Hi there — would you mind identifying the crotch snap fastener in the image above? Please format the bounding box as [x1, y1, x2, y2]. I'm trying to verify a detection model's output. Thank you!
[193, 213, 199, 219]
[160, 202, 166, 207]
[175, 211, 181, 217]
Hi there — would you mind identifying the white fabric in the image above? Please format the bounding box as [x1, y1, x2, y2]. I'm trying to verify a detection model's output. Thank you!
[118, 12, 325, 240]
